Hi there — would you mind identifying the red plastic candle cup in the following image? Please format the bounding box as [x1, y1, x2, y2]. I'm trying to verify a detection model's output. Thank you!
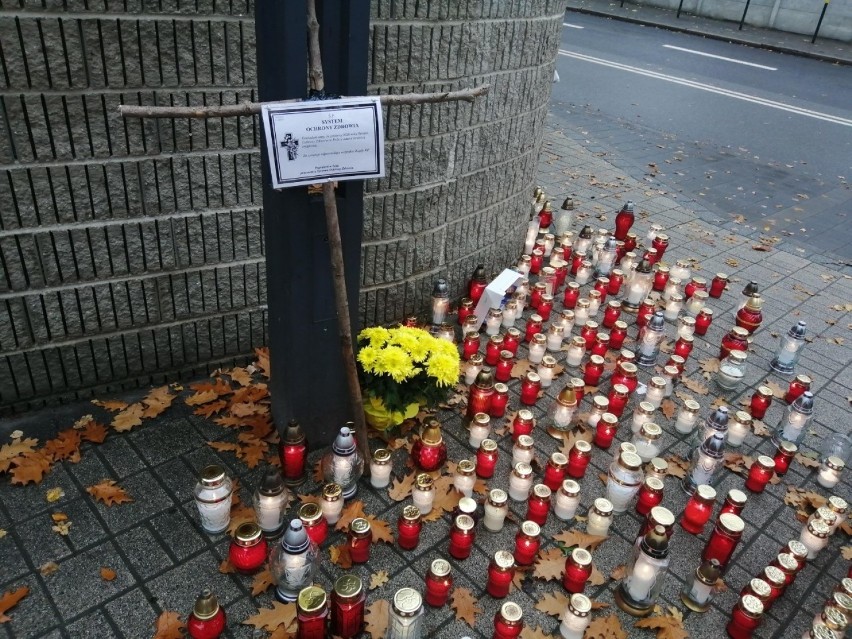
[562, 547, 593, 593]
[397, 505, 422, 551]
[525, 484, 552, 526]
[702, 513, 744, 570]
[347, 519, 372, 564]
[424, 559, 453, 607]
[681, 485, 716, 535]
[543, 452, 568, 491]
[476, 439, 499, 478]
[772, 442, 797, 476]
[487, 551, 516, 599]
[513, 521, 541, 566]
[709, 274, 728, 298]
[635, 477, 665, 516]
[566, 441, 593, 479]
[490, 384, 509, 418]
[744, 456, 775, 493]
[448, 514, 476, 559]
[228, 523, 268, 574]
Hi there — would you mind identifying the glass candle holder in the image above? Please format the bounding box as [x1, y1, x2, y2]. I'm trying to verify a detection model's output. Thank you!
[745, 456, 776, 492]
[595, 413, 619, 450]
[321, 426, 365, 499]
[321, 483, 344, 525]
[587, 395, 611, 428]
[567, 440, 593, 478]
[800, 519, 830, 559]
[484, 489, 509, 532]
[607, 451, 645, 512]
[559, 593, 592, 639]
[453, 459, 477, 498]
[347, 518, 372, 564]
[388, 588, 424, 639]
[636, 476, 665, 516]
[727, 410, 752, 447]
[637, 311, 667, 367]
[681, 484, 717, 534]
[817, 456, 844, 489]
[526, 484, 552, 526]
[514, 521, 542, 566]
[584, 355, 606, 386]
[702, 513, 745, 570]
[412, 473, 435, 515]
[574, 299, 590, 326]
[546, 324, 566, 352]
[468, 412, 491, 448]
[549, 387, 578, 438]
[645, 377, 666, 409]
[632, 422, 663, 463]
[717, 350, 748, 392]
[194, 465, 234, 535]
[299, 502, 328, 547]
[566, 336, 586, 367]
[681, 558, 722, 613]
[616, 526, 670, 616]
[586, 498, 614, 537]
[369, 449, 393, 489]
[720, 488, 748, 517]
[412, 420, 448, 472]
[295, 586, 330, 639]
[631, 401, 655, 434]
[538, 355, 558, 388]
[543, 452, 569, 491]
[253, 467, 288, 537]
[726, 594, 764, 639]
[187, 589, 226, 639]
[487, 550, 517, 599]
[331, 575, 365, 638]
[476, 439, 499, 478]
[520, 371, 542, 406]
[683, 432, 726, 494]
[664, 293, 683, 322]
[509, 462, 534, 502]
[555, 479, 581, 521]
[773, 391, 814, 447]
[576, 261, 593, 285]
[674, 400, 700, 434]
[229, 523, 268, 574]
[563, 547, 593, 593]
[786, 374, 813, 404]
[685, 290, 708, 318]
[269, 520, 319, 603]
[771, 321, 808, 375]
[448, 514, 476, 560]
[493, 601, 524, 639]
[750, 386, 773, 420]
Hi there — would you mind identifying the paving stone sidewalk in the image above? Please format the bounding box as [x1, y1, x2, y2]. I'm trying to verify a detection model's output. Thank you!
[1, 115, 851, 639]
[564, 0, 852, 65]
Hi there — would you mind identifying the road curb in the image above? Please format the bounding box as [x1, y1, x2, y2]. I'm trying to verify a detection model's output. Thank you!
[565, 6, 852, 66]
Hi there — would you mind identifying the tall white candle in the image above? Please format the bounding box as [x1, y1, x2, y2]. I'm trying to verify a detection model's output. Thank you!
[626, 556, 658, 602]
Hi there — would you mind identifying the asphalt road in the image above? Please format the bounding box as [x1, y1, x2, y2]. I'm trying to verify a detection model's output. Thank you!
[551, 13, 852, 259]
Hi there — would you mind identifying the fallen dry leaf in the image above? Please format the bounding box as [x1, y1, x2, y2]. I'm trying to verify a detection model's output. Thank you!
[585, 613, 628, 639]
[91, 399, 128, 412]
[251, 568, 275, 596]
[795, 452, 820, 469]
[329, 544, 353, 569]
[80, 420, 109, 444]
[140, 386, 175, 418]
[554, 528, 608, 551]
[111, 403, 145, 432]
[152, 612, 185, 639]
[0, 436, 39, 473]
[8, 451, 53, 485]
[588, 562, 606, 586]
[218, 559, 236, 574]
[751, 419, 770, 437]
[610, 564, 627, 581]
[369, 570, 390, 590]
[535, 590, 571, 620]
[45, 487, 65, 503]
[364, 599, 389, 639]
[660, 399, 676, 420]
[227, 504, 255, 536]
[387, 472, 416, 501]
[664, 455, 689, 479]
[100, 567, 117, 581]
[0, 586, 30, 623]
[699, 358, 720, 376]
[42, 429, 82, 463]
[39, 561, 59, 576]
[450, 587, 482, 626]
[842, 546, 852, 561]
[86, 480, 134, 506]
[511, 359, 535, 379]
[762, 380, 786, 400]
[681, 377, 709, 396]
[634, 605, 690, 639]
[533, 547, 565, 582]
[242, 602, 298, 633]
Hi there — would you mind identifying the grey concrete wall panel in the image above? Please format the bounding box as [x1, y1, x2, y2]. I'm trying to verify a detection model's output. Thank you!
[0, 1, 563, 412]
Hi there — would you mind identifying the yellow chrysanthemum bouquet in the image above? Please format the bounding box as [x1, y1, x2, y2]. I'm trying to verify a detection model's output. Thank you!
[357, 326, 460, 430]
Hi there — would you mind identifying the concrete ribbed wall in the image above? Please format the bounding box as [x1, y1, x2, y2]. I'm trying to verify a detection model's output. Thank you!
[0, 0, 564, 412]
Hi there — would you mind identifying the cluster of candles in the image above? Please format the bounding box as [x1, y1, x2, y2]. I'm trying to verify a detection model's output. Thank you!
[183, 188, 845, 639]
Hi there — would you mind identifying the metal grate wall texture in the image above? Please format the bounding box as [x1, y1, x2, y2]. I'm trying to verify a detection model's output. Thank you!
[0, 0, 564, 413]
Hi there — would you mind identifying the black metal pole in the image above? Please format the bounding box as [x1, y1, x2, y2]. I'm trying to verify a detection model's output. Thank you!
[255, 0, 370, 447]
[677, 0, 686, 18]
[738, 0, 753, 29]
[812, 1, 829, 43]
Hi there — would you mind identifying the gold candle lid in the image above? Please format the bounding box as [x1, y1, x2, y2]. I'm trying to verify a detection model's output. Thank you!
[719, 513, 745, 534]
[415, 473, 434, 491]
[199, 465, 226, 487]
[516, 435, 534, 450]
[500, 602, 523, 623]
[234, 522, 263, 546]
[569, 593, 592, 616]
[550, 452, 568, 467]
[571, 548, 592, 566]
[334, 574, 363, 599]
[574, 440, 592, 454]
[192, 588, 220, 620]
[644, 476, 665, 492]
[695, 485, 716, 502]
[298, 502, 323, 525]
[532, 484, 552, 499]
[297, 586, 327, 613]
[513, 462, 533, 478]
[489, 489, 508, 505]
[741, 594, 764, 617]
[727, 489, 748, 506]
[749, 578, 771, 598]
[521, 521, 541, 537]
[561, 479, 580, 496]
[430, 558, 451, 577]
[392, 587, 422, 616]
[350, 518, 371, 535]
[480, 439, 498, 452]
[372, 448, 391, 464]
[593, 498, 613, 516]
[648, 457, 668, 475]
[402, 505, 421, 522]
[322, 483, 342, 501]
[457, 459, 476, 474]
[453, 514, 475, 531]
[640, 422, 662, 439]
[494, 550, 515, 570]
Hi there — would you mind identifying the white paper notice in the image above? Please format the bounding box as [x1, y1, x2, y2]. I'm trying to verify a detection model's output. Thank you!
[261, 97, 385, 189]
[472, 269, 523, 331]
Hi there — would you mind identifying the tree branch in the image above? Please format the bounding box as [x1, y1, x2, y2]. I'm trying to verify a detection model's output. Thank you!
[117, 84, 490, 119]
[307, 0, 325, 93]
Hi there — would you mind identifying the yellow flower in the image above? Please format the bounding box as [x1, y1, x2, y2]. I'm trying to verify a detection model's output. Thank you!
[431, 338, 459, 359]
[426, 352, 460, 387]
[377, 345, 416, 383]
[359, 326, 390, 348]
[357, 346, 381, 373]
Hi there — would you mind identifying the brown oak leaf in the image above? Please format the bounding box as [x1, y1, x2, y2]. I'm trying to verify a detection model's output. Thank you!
[152, 611, 185, 639]
[80, 421, 109, 444]
[553, 528, 607, 551]
[329, 544, 353, 569]
[39, 561, 59, 576]
[0, 437, 39, 473]
[364, 600, 389, 639]
[111, 404, 145, 432]
[194, 400, 229, 418]
[185, 389, 220, 406]
[227, 367, 253, 387]
[369, 570, 390, 590]
[842, 546, 852, 561]
[585, 613, 628, 639]
[42, 429, 83, 463]
[0, 586, 29, 623]
[610, 564, 627, 581]
[664, 455, 689, 479]
[511, 359, 534, 379]
[762, 380, 786, 399]
[751, 419, 771, 437]
[387, 472, 416, 501]
[86, 480, 134, 506]
[141, 386, 175, 418]
[681, 377, 709, 396]
[251, 568, 275, 596]
[91, 399, 128, 412]
[227, 504, 255, 535]
[588, 562, 606, 586]
[634, 605, 690, 639]
[660, 399, 677, 420]
[795, 452, 820, 469]
[9, 451, 53, 485]
[242, 602, 297, 633]
[255, 347, 272, 379]
[699, 358, 721, 377]
[535, 590, 571, 620]
[450, 587, 482, 626]
[533, 547, 565, 582]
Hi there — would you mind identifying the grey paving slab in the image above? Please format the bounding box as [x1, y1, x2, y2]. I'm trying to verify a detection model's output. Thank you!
[65, 610, 121, 639]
